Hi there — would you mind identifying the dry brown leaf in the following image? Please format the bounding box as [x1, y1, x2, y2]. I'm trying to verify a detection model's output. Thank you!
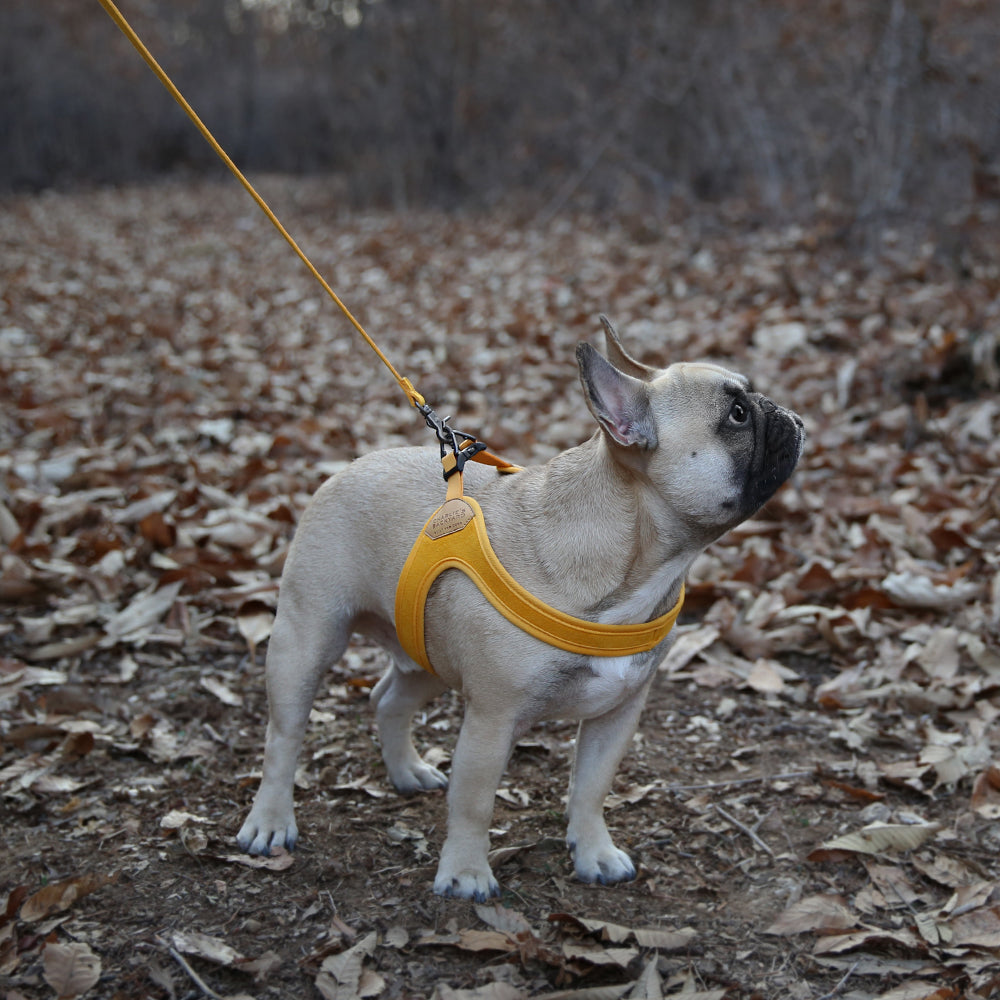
[561, 942, 639, 968]
[20, 872, 117, 922]
[42, 941, 101, 999]
[764, 893, 855, 936]
[808, 823, 940, 860]
[171, 929, 244, 966]
[970, 763, 1000, 819]
[200, 675, 243, 707]
[882, 572, 979, 611]
[863, 862, 925, 909]
[548, 912, 694, 951]
[233, 951, 284, 982]
[456, 930, 518, 953]
[872, 982, 959, 1000]
[474, 903, 534, 936]
[237, 600, 274, 663]
[744, 658, 785, 694]
[100, 580, 183, 647]
[658, 625, 720, 675]
[945, 904, 1000, 948]
[941, 881, 995, 917]
[911, 854, 982, 889]
[432, 984, 528, 1000]
[160, 809, 215, 831]
[315, 931, 378, 1000]
[221, 847, 295, 871]
[605, 782, 658, 810]
[812, 924, 923, 955]
[631, 927, 698, 950]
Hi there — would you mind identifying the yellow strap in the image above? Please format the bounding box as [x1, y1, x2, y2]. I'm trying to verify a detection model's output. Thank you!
[395, 481, 685, 674]
[97, 0, 425, 411]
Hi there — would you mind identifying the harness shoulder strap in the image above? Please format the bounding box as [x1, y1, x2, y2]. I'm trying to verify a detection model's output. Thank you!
[394, 475, 685, 675]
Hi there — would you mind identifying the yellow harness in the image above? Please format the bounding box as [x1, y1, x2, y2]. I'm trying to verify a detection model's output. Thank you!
[395, 455, 685, 674]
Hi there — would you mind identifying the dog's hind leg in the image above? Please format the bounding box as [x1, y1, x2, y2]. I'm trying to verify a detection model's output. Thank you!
[371, 659, 449, 794]
[237, 594, 350, 855]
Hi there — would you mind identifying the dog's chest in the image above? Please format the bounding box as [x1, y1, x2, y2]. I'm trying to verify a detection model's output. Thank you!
[561, 652, 657, 720]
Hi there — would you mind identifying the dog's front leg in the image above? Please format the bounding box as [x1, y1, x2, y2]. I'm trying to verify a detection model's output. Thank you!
[566, 676, 653, 884]
[433, 704, 517, 901]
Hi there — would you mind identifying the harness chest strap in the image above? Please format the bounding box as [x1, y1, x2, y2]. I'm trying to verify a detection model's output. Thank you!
[394, 470, 686, 675]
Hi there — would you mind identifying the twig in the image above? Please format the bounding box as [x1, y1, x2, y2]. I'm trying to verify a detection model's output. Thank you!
[713, 804, 776, 857]
[167, 946, 225, 1000]
[814, 960, 860, 1000]
[666, 770, 812, 793]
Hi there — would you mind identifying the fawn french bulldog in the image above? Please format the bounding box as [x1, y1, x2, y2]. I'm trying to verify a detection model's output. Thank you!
[238, 317, 804, 900]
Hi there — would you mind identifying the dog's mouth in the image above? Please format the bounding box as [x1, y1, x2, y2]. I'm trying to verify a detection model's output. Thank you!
[742, 400, 804, 513]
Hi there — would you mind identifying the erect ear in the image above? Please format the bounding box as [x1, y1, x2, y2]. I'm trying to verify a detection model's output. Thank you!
[599, 315, 658, 381]
[576, 342, 658, 451]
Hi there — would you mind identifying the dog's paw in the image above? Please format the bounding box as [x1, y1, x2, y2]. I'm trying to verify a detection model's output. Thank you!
[389, 760, 448, 796]
[433, 866, 501, 902]
[237, 808, 298, 856]
[570, 842, 637, 885]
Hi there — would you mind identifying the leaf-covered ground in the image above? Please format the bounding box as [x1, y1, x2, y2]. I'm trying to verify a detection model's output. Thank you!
[1, 179, 999, 999]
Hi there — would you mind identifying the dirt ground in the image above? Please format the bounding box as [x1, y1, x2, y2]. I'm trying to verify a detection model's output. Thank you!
[2, 638, 998, 999]
[1, 180, 999, 999]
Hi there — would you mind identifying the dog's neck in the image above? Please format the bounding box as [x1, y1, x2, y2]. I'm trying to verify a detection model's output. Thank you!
[507, 433, 699, 625]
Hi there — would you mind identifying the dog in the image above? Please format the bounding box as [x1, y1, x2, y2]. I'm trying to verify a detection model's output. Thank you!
[237, 316, 804, 900]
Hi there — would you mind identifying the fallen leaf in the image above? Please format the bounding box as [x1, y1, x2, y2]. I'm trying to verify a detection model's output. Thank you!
[764, 894, 855, 936]
[808, 823, 940, 860]
[234, 949, 283, 980]
[432, 984, 528, 1000]
[744, 658, 786, 693]
[200, 675, 243, 707]
[631, 927, 698, 950]
[881, 572, 979, 610]
[221, 847, 295, 871]
[100, 580, 184, 647]
[970, 763, 1000, 819]
[658, 625, 720, 674]
[20, 872, 118, 922]
[315, 930, 378, 1000]
[474, 903, 534, 936]
[945, 904, 1000, 948]
[42, 941, 101, 999]
[160, 809, 215, 831]
[628, 955, 663, 1000]
[561, 942, 639, 968]
[171, 929, 245, 966]
[237, 600, 274, 663]
[873, 982, 958, 1000]
[812, 924, 923, 955]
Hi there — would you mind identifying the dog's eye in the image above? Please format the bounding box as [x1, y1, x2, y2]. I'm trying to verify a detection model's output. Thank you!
[728, 399, 750, 425]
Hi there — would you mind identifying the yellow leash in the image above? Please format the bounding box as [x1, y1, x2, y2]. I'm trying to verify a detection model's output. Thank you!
[97, 0, 425, 410]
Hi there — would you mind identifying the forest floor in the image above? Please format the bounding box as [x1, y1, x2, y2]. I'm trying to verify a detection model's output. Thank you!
[1, 178, 999, 1000]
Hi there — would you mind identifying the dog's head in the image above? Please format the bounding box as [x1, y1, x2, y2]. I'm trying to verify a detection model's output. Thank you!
[577, 316, 804, 539]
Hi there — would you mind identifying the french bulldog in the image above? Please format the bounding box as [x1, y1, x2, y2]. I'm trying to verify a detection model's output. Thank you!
[237, 316, 804, 900]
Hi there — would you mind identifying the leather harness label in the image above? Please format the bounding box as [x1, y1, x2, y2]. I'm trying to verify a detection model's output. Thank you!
[424, 499, 475, 539]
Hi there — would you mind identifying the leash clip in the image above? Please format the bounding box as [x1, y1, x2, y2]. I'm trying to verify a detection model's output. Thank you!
[416, 402, 488, 479]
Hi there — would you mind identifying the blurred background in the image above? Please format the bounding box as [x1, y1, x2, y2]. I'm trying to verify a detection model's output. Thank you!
[3, 7, 1000, 996]
[4, 0, 999, 235]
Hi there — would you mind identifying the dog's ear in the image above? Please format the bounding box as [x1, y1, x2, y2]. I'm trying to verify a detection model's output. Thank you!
[576, 342, 658, 451]
[599, 315, 658, 381]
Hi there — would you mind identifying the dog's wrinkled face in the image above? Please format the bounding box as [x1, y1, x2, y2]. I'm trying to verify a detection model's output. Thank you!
[578, 343, 804, 539]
